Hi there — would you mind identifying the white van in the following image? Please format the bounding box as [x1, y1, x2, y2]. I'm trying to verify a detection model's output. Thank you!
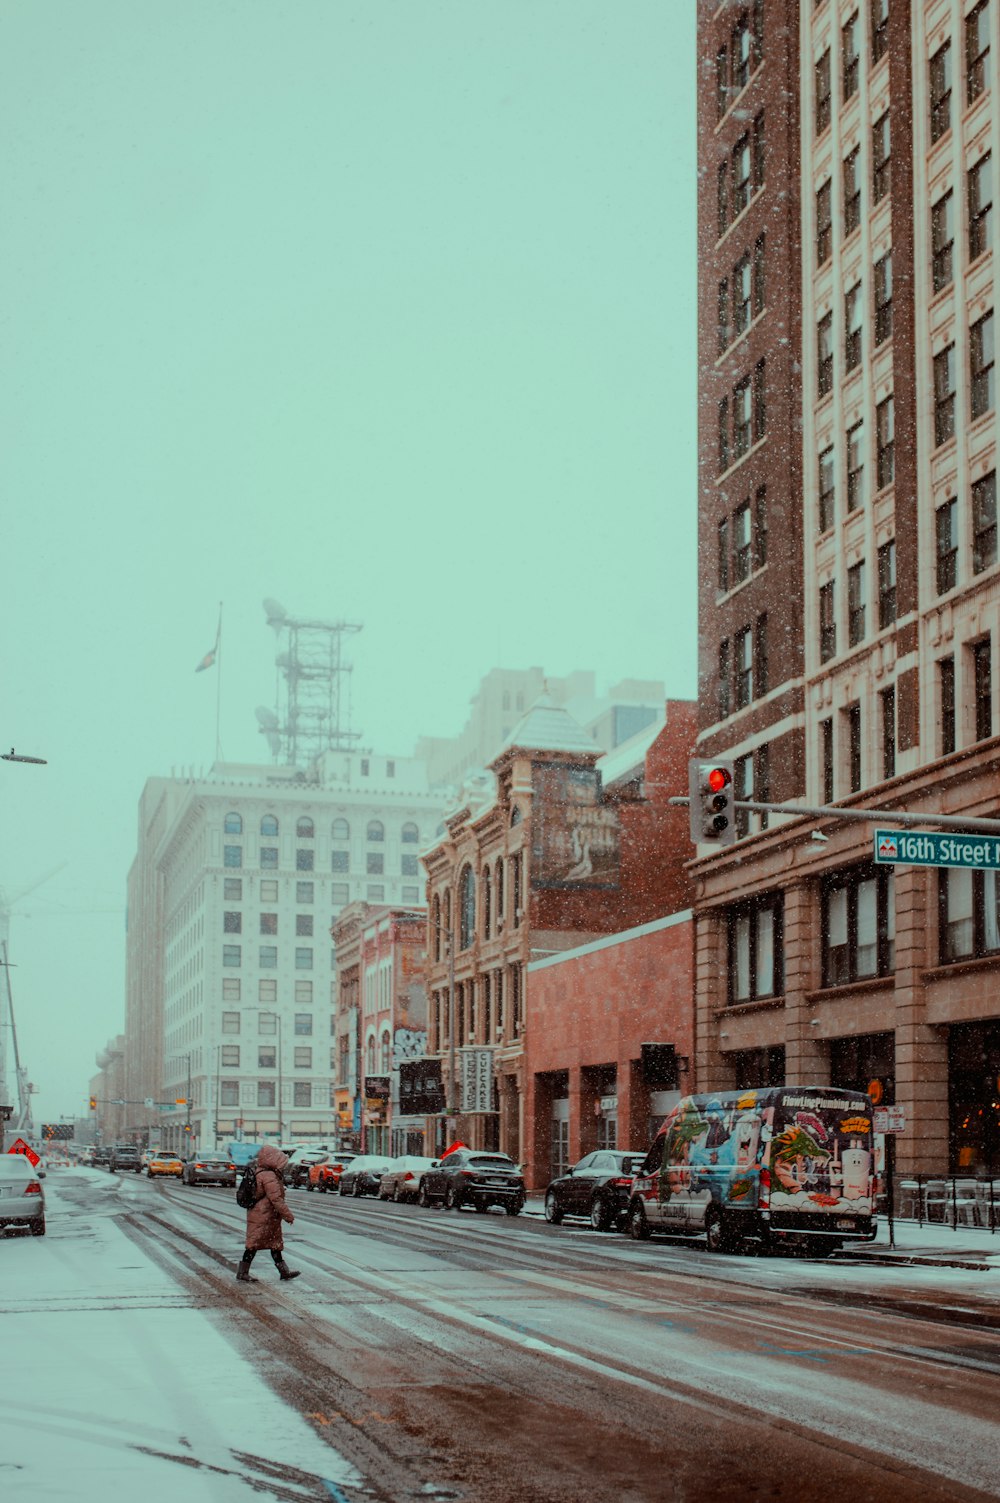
[626, 1086, 877, 1256]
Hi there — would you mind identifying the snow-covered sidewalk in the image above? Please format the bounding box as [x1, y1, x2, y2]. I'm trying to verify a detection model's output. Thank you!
[0, 1174, 362, 1502]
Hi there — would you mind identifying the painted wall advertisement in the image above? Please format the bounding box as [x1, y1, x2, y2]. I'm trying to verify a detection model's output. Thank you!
[531, 764, 620, 889]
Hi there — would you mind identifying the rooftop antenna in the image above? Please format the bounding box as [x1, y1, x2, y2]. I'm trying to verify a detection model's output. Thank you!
[260, 600, 363, 766]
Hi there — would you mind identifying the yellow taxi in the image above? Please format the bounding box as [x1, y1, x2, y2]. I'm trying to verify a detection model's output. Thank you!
[147, 1152, 185, 1178]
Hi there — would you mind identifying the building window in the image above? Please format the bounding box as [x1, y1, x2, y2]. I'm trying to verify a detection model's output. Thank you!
[258, 913, 277, 937]
[818, 447, 835, 533]
[224, 878, 242, 901]
[966, 0, 992, 106]
[261, 814, 278, 837]
[876, 396, 894, 490]
[872, 112, 891, 202]
[821, 718, 834, 804]
[974, 637, 993, 741]
[331, 850, 349, 872]
[386, 760, 395, 778]
[871, 0, 888, 64]
[296, 881, 314, 904]
[930, 40, 952, 142]
[842, 12, 860, 100]
[934, 346, 956, 446]
[718, 279, 730, 354]
[973, 472, 997, 574]
[260, 846, 278, 869]
[296, 817, 314, 839]
[223, 911, 242, 934]
[401, 822, 419, 843]
[820, 580, 837, 662]
[222, 1011, 240, 1035]
[717, 161, 729, 239]
[257, 1081, 276, 1108]
[940, 656, 956, 755]
[733, 502, 751, 583]
[222, 978, 240, 1001]
[728, 894, 783, 1003]
[290, 1082, 310, 1108]
[224, 812, 243, 834]
[459, 865, 476, 950]
[367, 852, 384, 875]
[845, 282, 863, 371]
[877, 541, 896, 628]
[223, 944, 241, 967]
[848, 561, 866, 646]
[844, 147, 861, 237]
[224, 845, 242, 869]
[752, 112, 765, 191]
[717, 639, 731, 719]
[260, 880, 278, 902]
[939, 867, 1000, 963]
[732, 12, 751, 92]
[818, 311, 834, 396]
[718, 517, 730, 592]
[218, 1044, 240, 1070]
[817, 180, 832, 265]
[734, 752, 753, 840]
[846, 702, 863, 792]
[754, 487, 768, 567]
[753, 360, 766, 442]
[937, 498, 958, 592]
[259, 979, 277, 1005]
[735, 627, 753, 708]
[815, 48, 831, 134]
[754, 614, 769, 696]
[734, 378, 752, 458]
[846, 420, 865, 510]
[294, 1013, 313, 1036]
[512, 853, 522, 925]
[295, 947, 313, 970]
[718, 398, 730, 473]
[881, 685, 896, 779]
[732, 134, 751, 217]
[932, 190, 955, 290]
[332, 882, 350, 906]
[257, 946, 277, 972]
[874, 252, 892, 344]
[968, 154, 993, 263]
[332, 817, 350, 841]
[360, 758, 370, 776]
[753, 234, 766, 316]
[296, 914, 313, 937]
[295, 980, 312, 1004]
[220, 1081, 239, 1107]
[733, 254, 751, 337]
[400, 854, 418, 877]
[366, 820, 384, 842]
[296, 848, 314, 872]
[366, 884, 385, 901]
[822, 866, 895, 986]
[716, 45, 729, 119]
[970, 310, 995, 421]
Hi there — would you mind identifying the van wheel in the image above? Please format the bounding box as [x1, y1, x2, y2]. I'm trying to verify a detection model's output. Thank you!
[627, 1202, 651, 1240]
[704, 1205, 734, 1254]
[589, 1194, 611, 1232]
[544, 1190, 563, 1225]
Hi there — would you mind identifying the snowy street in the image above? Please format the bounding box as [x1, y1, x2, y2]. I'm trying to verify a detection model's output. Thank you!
[3, 1166, 1000, 1503]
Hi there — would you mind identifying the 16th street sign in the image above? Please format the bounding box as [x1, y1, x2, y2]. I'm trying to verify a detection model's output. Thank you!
[874, 829, 1000, 870]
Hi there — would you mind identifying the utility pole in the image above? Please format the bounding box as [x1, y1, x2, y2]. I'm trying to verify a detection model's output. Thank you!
[446, 928, 456, 1130]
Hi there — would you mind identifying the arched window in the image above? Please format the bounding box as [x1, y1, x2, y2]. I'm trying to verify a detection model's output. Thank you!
[401, 822, 419, 844]
[482, 866, 492, 940]
[443, 890, 452, 950]
[433, 894, 441, 962]
[495, 858, 505, 922]
[296, 816, 314, 839]
[510, 806, 521, 826]
[332, 818, 350, 841]
[367, 820, 384, 843]
[366, 1035, 376, 1073]
[459, 866, 476, 950]
[224, 812, 243, 834]
[380, 1031, 391, 1073]
[260, 815, 278, 837]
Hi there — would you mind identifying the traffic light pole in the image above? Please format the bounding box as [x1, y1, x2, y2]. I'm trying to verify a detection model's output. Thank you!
[669, 796, 1000, 834]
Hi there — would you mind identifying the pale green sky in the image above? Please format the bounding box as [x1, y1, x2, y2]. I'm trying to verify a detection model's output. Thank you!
[1, 0, 697, 1118]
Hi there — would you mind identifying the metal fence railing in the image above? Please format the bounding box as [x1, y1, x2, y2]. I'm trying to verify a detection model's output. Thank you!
[882, 1173, 998, 1233]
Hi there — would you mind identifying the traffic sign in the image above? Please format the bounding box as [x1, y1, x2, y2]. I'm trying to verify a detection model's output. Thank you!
[874, 1107, 906, 1134]
[874, 829, 1000, 870]
[7, 1137, 40, 1166]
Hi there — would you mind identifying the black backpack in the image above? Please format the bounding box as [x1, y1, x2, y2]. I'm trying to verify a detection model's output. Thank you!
[236, 1160, 260, 1209]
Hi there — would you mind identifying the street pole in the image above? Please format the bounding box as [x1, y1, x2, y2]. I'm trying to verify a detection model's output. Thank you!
[276, 1014, 284, 1143]
[358, 1001, 366, 1154]
[215, 1044, 221, 1148]
[185, 1055, 192, 1146]
[447, 929, 456, 1127]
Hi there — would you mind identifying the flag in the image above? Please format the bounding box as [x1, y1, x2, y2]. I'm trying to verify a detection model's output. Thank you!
[195, 608, 222, 672]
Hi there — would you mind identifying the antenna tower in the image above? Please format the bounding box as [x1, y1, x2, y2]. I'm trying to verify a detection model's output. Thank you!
[258, 600, 363, 765]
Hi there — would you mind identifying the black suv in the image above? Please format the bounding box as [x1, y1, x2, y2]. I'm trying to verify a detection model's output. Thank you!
[108, 1144, 142, 1173]
[543, 1149, 646, 1231]
[418, 1151, 525, 1215]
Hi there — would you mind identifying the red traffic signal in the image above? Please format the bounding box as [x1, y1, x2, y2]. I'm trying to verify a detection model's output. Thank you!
[688, 759, 736, 846]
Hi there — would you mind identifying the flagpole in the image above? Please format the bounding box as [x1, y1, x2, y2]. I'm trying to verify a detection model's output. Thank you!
[215, 602, 223, 765]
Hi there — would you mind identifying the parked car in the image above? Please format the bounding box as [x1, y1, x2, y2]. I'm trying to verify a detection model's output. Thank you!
[338, 1155, 392, 1197]
[0, 1153, 46, 1235]
[308, 1152, 357, 1192]
[109, 1144, 143, 1173]
[378, 1155, 439, 1203]
[287, 1147, 334, 1189]
[543, 1150, 647, 1231]
[147, 1152, 185, 1179]
[418, 1151, 525, 1215]
[182, 1155, 236, 1187]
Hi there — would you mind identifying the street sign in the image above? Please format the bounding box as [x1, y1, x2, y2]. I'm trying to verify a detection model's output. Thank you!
[874, 829, 1000, 871]
[874, 1107, 906, 1134]
[7, 1137, 40, 1166]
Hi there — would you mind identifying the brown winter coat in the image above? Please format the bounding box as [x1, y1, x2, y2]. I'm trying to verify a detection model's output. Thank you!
[244, 1143, 294, 1252]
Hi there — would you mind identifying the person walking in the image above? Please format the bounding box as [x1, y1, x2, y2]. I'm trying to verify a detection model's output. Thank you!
[236, 1143, 300, 1283]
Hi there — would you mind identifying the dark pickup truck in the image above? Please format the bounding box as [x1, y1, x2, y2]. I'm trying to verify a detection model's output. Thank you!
[108, 1145, 142, 1173]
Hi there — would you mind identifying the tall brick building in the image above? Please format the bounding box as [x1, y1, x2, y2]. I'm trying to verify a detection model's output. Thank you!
[694, 0, 998, 1175]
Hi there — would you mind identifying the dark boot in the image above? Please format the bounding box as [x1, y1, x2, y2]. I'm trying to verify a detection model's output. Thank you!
[236, 1256, 257, 1283]
[275, 1259, 300, 1281]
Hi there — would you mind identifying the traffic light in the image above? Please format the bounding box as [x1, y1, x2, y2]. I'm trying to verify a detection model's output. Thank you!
[89, 1096, 97, 1112]
[688, 758, 736, 846]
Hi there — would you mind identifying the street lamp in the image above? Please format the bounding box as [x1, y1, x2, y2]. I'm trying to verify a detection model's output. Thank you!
[241, 1010, 283, 1143]
[166, 1054, 193, 1151]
